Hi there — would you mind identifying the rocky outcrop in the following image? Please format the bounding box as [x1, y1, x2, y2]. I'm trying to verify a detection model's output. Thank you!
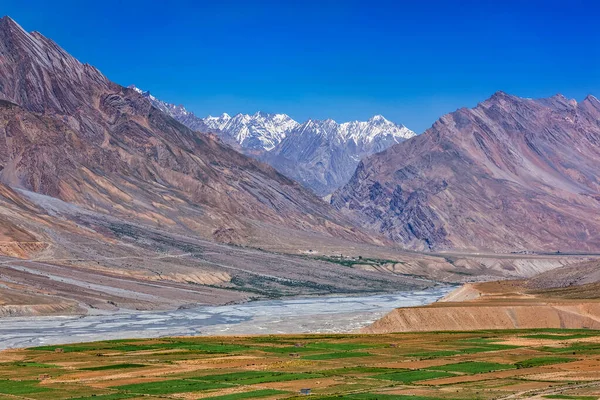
[333, 91, 600, 251]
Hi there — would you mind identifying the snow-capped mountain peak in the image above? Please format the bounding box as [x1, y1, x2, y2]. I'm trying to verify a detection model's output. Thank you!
[130, 85, 414, 152]
[211, 112, 299, 151]
[129, 85, 415, 194]
[337, 116, 415, 144]
[130, 85, 144, 95]
[368, 114, 386, 122]
[203, 113, 232, 131]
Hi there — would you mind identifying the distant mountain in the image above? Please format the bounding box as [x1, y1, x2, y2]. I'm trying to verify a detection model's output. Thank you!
[130, 85, 415, 195]
[332, 91, 600, 252]
[205, 111, 299, 151]
[264, 116, 415, 195]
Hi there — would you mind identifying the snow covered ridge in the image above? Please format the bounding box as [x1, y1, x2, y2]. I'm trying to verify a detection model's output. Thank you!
[203, 111, 299, 151]
[129, 85, 415, 151]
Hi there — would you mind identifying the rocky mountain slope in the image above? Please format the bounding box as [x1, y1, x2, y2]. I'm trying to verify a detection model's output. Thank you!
[0, 16, 371, 248]
[332, 91, 600, 252]
[131, 86, 414, 195]
[527, 259, 600, 292]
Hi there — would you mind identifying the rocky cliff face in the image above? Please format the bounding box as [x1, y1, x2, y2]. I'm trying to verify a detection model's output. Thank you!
[332, 91, 600, 251]
[0, 16, 370, 247]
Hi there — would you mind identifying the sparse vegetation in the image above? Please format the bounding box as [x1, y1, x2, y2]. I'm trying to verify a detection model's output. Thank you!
[516, 357, 575, 368]
[302, 352, 371, 360]
[80, 363, 147, 371]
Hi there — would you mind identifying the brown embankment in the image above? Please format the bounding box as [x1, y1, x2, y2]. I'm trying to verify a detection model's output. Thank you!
[363, 281, 600, 333]
[363, 302, 600, 333]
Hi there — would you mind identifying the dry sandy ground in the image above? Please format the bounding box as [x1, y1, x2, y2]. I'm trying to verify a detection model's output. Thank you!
[364, 280, 600, 333]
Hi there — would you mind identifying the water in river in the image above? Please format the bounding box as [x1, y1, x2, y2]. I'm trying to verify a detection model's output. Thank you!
[0, 286, 454, 349]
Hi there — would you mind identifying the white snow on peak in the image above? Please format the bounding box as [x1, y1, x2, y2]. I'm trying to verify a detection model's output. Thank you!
[210, 112, 299, 151]
[130, 85, 144, 94]
[128, 85, 415, 152]
[198, 112, 415, 151]
[295, 115, 415, 145]
[339, 115, 415, 145]
[129, 84, 195, 120]
[202, 113, 232, 132]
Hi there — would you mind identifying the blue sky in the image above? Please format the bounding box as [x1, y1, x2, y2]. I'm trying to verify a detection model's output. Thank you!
[3, 0, 598, 132]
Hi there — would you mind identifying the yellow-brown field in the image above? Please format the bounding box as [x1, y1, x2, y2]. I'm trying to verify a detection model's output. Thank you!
[2, 330, 600, 400]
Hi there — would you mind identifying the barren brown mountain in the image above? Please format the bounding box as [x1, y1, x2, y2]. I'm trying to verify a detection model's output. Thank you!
[333, 91, 600, 251]
[0, 16, 597, 316]
[0, 16, 371, 247]
[0, 16, 446, 315]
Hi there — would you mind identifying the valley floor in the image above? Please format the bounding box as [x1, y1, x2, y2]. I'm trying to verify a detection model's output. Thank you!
[0, 287, 453, 350]
[2, 329, 600, 399]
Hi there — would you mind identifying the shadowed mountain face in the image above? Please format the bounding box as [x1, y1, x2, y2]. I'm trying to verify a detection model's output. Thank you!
[0, 16, 372, 247]
[332, 91, 600, 251]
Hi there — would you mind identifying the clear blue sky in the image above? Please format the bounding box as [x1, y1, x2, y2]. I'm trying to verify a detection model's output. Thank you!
[4, 0, 599, 132]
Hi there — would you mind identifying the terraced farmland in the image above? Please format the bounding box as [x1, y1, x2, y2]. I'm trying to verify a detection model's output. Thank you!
[2, 330, 600, 399]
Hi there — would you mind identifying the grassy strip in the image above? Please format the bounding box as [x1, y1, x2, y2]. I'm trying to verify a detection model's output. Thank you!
[115, 379, 231, 395]
[32, 341, 251, 354]
[315, 395, 446, 400]
[307, 342, 378, 351]
[373, 370, 455, 383]
[428, 361, 516, 374]
[0, 379, 54, 395]
[196, 371, 323, 385]
[69, 394, 137, 400]
[523, 334, 597, 340]
[3, 362, 55, 368]
[320, 367, 397, 375]
[537, 343, 600, 354]
[408, 344, 519, 359]
[516, 357, 575, 368]
[81, 363, 147, 371]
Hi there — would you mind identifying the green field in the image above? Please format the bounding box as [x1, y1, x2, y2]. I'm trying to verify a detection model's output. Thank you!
[1, 329, 600, 399]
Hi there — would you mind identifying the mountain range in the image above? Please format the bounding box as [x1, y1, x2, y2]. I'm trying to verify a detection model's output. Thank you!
[0, 15, 454, 314]
[0, 16, 378, 249]
[1, 15, 600, 260]
[130, 86, 415, 195]
[332, 91, 600, 252]
[0, 15, 599, 317]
